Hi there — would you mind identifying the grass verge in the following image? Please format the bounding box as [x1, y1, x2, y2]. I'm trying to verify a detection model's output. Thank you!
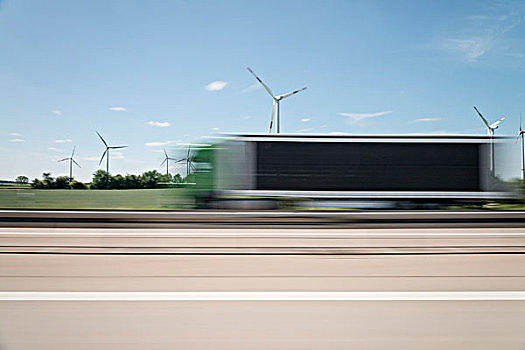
[0, 188, 191, 210]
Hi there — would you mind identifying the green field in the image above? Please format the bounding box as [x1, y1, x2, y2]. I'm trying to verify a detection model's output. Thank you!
[0, 183, 31, 190]
[0, 189, 191, 210]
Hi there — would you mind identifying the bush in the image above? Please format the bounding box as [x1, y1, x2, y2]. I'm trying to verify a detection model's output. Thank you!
[70, 181, 88, 189]
[141, 170, 162, 188]
[91, 170, 111, 189]
[42, 173, 55, 189]
[55, 176, 71, 189]
[30, 178, 45, 189]
[111, 174, 126, 189]
[16, 175, 29, 184]
[124, 174, 142, 189]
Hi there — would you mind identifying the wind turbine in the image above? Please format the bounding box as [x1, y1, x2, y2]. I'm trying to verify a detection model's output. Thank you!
[247, 67, 307, 133]
[57, 146, 81, 179]
[517, 113, 524, 180]
[473, 106, 507, 173]
[160, 149, 180, 176]
[96, 131, 127, 177]
[175, 145, 195, 179]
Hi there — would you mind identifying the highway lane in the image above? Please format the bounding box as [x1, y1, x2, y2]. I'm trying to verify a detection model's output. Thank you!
[1, 226, 525, 349]
[3, 301, 524, 349]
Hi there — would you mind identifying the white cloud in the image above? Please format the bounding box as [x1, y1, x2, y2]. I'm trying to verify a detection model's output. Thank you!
[466, 14, 510, 21]
[409, 117, 442, 124]
[205, 81, 228, 91]
[147, 121, 171, 127]
[466, 15, 491, 20]
[301, 118, 311, 122]
[52, 110, 62, 116]
[175, 142, 210, 148]
[441, 11, 524, 63]
[144, 140, 183, 147]
[55, 139, 72, 143]
[9, 139, 24, 143]
[8, 132, 21, 136]
[508, 53, 525, 58]
[109, 107, 127, 111]
[296, 128, 314, 133]
[339, 111, 393, 122]
[242, 83, 261, 93]
[145, 141, 170, 147]
[112, 151, 124, 160]
[441, 38, 488, 62]
[211, 127, 219, 131]
[84, 151, 124, 161]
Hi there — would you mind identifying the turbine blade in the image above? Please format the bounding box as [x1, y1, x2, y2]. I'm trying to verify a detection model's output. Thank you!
[520, 113, 522, 132]
[57, 158, 69, 162]
[269, 101, 276, 133]
[71, 146, 76, 157]
[98, 150, 107, 166]
[161, 159, 167, 166]
[96, 131, 108, 147]
[72, 159, 81, 168]
[489, 116, 506, 129]
[110, 145, 128, 149]
[247, 67, 275, 98]
[164, 148, 168, 158]
[473, 106, 490, 128]
[278, 87, 307, 100]
[187, 146, 190, 158]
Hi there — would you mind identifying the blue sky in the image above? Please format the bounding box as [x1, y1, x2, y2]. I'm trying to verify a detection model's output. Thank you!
[1, 0, 524, 181]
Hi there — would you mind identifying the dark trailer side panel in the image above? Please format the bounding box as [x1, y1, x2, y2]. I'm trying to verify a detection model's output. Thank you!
[255, 142, 480, 192]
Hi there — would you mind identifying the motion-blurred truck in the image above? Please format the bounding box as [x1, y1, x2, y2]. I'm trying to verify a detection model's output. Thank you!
[191, 134, 514, 209]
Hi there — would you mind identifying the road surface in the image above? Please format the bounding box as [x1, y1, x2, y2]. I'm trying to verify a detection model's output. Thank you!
[1, 225, 525, 349]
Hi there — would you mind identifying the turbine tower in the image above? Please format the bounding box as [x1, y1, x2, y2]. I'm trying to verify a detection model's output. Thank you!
[96, 131, 127, 178]
[57, 146, 81, 179]
[247, 67, 307, 133]
[473, 106, 507, 173]
[160, 149, 179, 176]
[185, 145, 195, 178]
[175, 145, 195, 179]
[517, 113, 524, 180]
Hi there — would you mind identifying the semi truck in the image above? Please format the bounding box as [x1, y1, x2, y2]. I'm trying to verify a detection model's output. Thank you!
[191, 133, 514, 209]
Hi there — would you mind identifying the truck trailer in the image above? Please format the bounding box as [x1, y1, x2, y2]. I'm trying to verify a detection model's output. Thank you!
[191, 134, 514, 209]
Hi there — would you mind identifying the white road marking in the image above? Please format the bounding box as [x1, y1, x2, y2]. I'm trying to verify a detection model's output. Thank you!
[2, 291, 525, 301]
[2, 231, 525, 237]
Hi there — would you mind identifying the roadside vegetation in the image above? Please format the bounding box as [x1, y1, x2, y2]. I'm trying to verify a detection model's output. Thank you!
[28, 170, 185, 190]
[0, 170, 193, 210]
[0, 188, 190, 210]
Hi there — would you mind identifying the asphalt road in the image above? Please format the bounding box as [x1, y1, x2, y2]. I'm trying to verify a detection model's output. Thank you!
[1, 226, 525, 349]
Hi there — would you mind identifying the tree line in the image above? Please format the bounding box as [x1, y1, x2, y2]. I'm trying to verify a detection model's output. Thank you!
[29, 170, 186, 189]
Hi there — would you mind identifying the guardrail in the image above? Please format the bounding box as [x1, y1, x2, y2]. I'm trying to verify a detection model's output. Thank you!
[1, 209, 525, 228]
